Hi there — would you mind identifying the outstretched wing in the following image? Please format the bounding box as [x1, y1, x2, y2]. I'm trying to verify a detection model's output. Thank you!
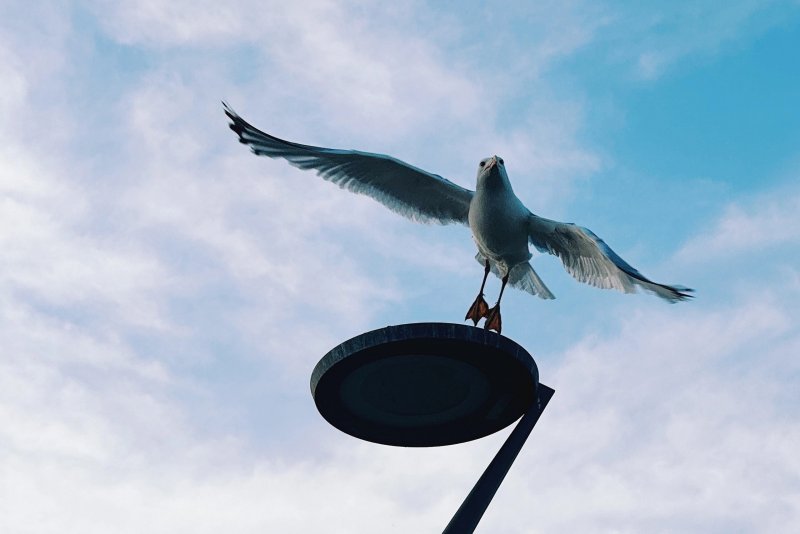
[224, 103, 473, 225]
[527, 213, 693, 302]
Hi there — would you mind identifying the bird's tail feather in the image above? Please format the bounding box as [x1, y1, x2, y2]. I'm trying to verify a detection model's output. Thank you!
[474, 254, 555, 300]
[509, 262, 556, 300]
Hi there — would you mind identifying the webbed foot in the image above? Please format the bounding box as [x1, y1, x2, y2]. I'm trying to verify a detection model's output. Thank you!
[484, 304, 502, 334]
[465, 293, 490, 326]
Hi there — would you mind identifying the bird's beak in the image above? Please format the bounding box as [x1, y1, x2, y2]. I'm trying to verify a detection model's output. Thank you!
[485, 156, 497, 171]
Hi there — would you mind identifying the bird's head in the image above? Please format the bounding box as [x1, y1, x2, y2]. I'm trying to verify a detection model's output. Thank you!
[476, 155, 509, 190]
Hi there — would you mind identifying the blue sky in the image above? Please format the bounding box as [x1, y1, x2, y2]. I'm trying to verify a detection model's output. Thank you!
[2, 1, 799, 532]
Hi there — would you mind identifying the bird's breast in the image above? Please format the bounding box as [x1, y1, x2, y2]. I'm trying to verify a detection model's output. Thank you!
[468, 191, 531, 265]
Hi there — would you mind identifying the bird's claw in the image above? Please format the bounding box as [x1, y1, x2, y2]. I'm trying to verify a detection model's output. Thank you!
[484, 305, 502, 334]
[465, 293, 490, 325]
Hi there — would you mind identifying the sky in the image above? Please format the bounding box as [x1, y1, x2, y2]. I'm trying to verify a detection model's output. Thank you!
[1, 1, 799, 532]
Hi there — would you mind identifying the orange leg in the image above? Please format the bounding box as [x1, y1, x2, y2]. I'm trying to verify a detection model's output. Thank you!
[484, 272, 509, 334]
[465, 260, 491, 325]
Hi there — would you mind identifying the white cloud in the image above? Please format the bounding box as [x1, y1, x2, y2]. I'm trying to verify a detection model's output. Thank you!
[0, 147, 174, 331]
[677, 186, 800, 261]
[487, 294, 800, 533]
[87, 0, 246, 45]
[89, 0, 485, 139]
[0, 47, 28, 115]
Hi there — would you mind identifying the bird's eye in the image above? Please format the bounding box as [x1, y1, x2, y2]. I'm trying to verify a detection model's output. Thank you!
[479, 161, 485, 167]
[498, 158, 504, 164]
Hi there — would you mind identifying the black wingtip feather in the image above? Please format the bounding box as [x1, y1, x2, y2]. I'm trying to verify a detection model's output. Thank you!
[222, 102, 237, 121]
[223, 102, 253, 145]
[680, 288, 696, 300]
[668, 286, 695, 302]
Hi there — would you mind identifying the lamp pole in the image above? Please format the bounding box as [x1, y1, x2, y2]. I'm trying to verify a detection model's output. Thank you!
[443, 385, 555, 533]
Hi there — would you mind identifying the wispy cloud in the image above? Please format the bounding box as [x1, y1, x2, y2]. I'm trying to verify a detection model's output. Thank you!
[89, 0, 485, 138]
[519, 293, 800, 532]
[677, 185, 800, 261]
[603, 0, 793, 80]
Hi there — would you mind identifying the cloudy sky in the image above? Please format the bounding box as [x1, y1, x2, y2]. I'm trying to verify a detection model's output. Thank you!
[2, 1, 799, 532]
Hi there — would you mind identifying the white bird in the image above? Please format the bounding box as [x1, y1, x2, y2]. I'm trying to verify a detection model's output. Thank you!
[224, 103, 693, 334]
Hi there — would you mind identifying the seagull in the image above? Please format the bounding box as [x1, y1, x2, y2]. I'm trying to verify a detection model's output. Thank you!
[224, 103, 693, 334]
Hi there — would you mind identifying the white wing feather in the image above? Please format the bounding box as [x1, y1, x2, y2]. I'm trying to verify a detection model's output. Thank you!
[527, 213, 693, 302]
[224, 103, 473, 225]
